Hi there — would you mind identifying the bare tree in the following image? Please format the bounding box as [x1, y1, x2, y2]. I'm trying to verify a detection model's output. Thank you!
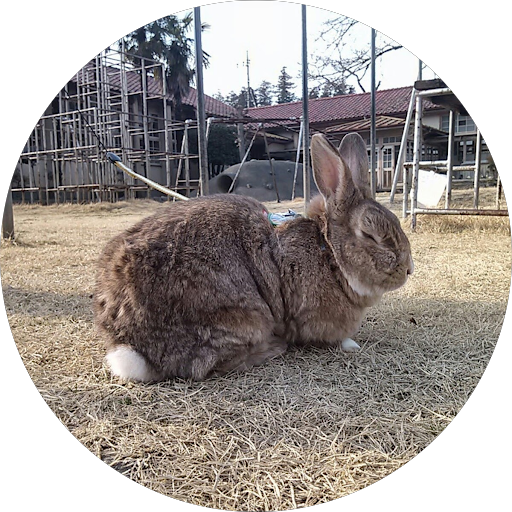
[310, 16, 402, 93]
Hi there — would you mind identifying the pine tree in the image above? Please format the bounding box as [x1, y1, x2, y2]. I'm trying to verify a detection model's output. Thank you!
[224, 89, 249, 111]
[255, 81, 274, 106]
[120, 13, 209, 106]
[276, 67, 296, 104]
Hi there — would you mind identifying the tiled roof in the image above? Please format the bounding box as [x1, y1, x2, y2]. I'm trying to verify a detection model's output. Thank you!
[181, 87, 238, 119]
[72, 62, 238, 119]
[245, 86, 443, 125]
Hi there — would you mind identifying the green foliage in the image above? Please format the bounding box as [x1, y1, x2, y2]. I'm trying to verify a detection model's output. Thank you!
[309, 79, 354, 99]
[120, 13, 208, 106]
[255, 81, 274, 106]
[207, 124, 240, 168]
[187, 124, 240, 178]
[275, 67, 296, 104]
[226, 90, 246, 110]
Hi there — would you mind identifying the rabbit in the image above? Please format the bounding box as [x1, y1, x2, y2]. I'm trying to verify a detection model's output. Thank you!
[93, 133, 414, 382]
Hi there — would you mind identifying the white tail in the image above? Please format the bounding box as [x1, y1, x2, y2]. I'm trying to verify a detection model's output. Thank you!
[106, 346, 155, 383]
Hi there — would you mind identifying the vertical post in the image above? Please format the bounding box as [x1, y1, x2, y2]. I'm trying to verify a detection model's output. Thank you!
[262, 130, 280, 203]
[120, 39, 132, 197]
[184, 121, 190, 193]
[162, 65, 172, 199]
[301, 4, 310, 213]
[411, 93, 423, 230]
[402, 164, 409, 219]
[292, 120, 304, 201]
[194, 7, 209, 196]
[390, 88, 416, 203]
[206, 117, 214, 142]
[237, 123, 246, 162]
[2, 188, 14, 239]
[19, 155, 26, 205]
[41, 120, 50, 205]
[496, 175, 502, 210]
[141, 57, 151, 199]
[32, 124, 39, 204]
[370, 28, 377, 198]
[246, 51, 251, 108]
[445, 110, 455, 209]
[473, 129, 482, 208]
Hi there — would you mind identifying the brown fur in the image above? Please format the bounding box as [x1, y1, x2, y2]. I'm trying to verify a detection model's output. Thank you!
[94, 133, 413, 382]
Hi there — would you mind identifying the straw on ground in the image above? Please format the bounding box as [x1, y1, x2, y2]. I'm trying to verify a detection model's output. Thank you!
[1, 189, 510, 510]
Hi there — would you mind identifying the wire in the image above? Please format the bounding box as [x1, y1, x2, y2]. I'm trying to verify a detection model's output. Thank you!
[62, 88, 108, 153]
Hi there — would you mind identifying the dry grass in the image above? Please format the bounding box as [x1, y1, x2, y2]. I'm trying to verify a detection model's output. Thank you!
[1, 188, 510, 510]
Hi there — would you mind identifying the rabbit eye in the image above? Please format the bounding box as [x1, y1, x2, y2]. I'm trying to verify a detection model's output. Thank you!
[360, 230, 379, 244]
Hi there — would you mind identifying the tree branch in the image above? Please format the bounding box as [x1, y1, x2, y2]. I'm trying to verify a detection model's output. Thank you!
[310, 16, 403, 94]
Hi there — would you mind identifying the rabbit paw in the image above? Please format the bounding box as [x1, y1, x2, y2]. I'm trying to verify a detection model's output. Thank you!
[341, 338, 361, 352]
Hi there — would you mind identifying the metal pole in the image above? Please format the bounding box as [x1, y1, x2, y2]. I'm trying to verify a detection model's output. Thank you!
[411, 93, 423, 230]
[141, 57, 151, 198]
[402, 164, 409, 218]
[194, 6, 209, 196]
[473, 129, 482, 208]
[206, 117, 214, 142]
[445, 110, 455, 209]
[390, 88, 416, 203]
[175, 120, 191, 193]
[162, 60, 172, 198]
[291, 120, 304, 200]
[246, 51, 251, 108]
[301, 4, 311, 212]
[496, 176, 502, 210]
[228, 125, 261, 193]
[237, 123, 246, 162]
[262, 130, 280, 202]
[370, 28, 377, 198]
[184, 121, 190, 193]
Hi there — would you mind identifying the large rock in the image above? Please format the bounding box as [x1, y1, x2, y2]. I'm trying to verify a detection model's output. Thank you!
[209, 160, 318, 202]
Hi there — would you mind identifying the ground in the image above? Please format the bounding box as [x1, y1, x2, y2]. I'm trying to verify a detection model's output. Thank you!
[0, 188, 510, 511]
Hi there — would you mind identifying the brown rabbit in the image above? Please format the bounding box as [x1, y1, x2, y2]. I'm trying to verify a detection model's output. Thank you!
[94, 133, 414, 382]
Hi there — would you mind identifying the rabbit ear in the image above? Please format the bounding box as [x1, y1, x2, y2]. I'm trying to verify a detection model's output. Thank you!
[311, 134, 355, 201]
[338, 133, 372, 199]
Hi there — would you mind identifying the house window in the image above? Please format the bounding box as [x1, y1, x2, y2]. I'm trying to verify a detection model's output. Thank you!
[458, 140, 475, 163]
[457, 116, 476, 133]
[367, 148, 378, 164]
[441, 114, 476, 134]
[382, 147, 393, 168]
[441, 115, 450, 132]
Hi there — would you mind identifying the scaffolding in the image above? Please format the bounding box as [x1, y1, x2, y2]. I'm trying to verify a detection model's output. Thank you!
[391, 79, 507, 228]
[12, 47, 202, 204]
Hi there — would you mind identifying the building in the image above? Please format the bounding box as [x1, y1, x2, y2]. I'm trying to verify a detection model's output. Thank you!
[13, 49, 238, 203]
[243, 85, 492, 191]
[13, 49, 491, 203]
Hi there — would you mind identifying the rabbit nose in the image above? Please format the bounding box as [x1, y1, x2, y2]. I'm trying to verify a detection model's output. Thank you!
[407, 256, 414, 275]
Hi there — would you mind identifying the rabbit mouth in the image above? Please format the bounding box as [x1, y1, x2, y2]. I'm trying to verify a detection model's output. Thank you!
[345, 267, 406, 297]
[387, 269, 411, 291]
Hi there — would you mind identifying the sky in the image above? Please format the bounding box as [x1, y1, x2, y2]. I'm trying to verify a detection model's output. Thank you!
[172, 1, 436, 98]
